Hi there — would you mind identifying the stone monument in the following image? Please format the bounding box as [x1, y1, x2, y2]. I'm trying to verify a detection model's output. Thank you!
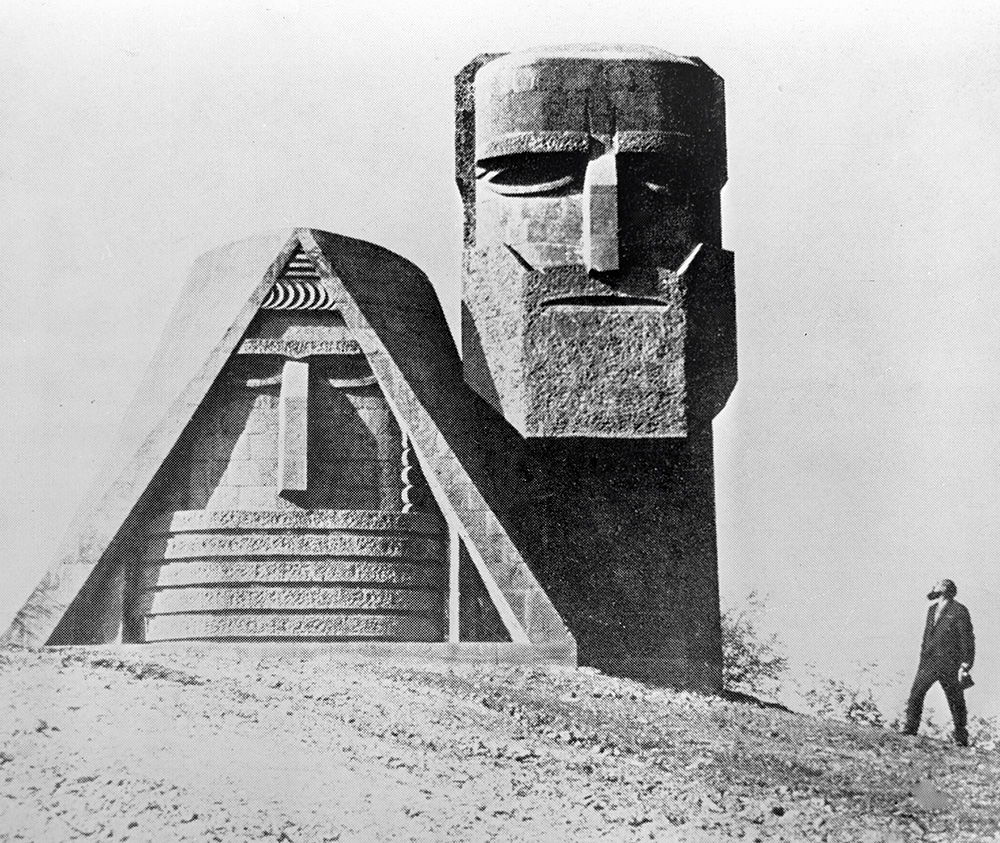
[456, 46, 735, 687]
[4, 45, 735, 692]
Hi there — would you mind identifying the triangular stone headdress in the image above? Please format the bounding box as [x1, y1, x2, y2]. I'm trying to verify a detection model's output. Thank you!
[4, 229, 571, 658]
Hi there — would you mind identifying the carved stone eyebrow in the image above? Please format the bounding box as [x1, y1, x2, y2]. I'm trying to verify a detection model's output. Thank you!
[475, 130, 591, 162]
[614, 130, 695, 154]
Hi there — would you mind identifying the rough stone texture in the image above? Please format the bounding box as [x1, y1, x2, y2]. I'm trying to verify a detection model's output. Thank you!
[140, 584, 441, 615]
[115, 298, 427, 643]
[458, 45, 733, 439]
[143, 559, 445, 588]
[4, 205, 724, 681]
[177, 312, 409, 515]
[237, 311, 361, 358]
[135, 504, 447, 643]
[144, 613, 441, 642]
[237, 336, 361, 357]
[148, 532, 444, 561]
[149, 508, 443, 535]
[149, 508, 444, 535]
[454, 46, 735, 688]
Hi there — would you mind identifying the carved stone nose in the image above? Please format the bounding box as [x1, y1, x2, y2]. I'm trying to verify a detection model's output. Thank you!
[583, 151, 619, 275]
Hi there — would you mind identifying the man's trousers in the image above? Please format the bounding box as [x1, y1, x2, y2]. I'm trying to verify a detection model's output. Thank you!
[904, 665, 968, 741]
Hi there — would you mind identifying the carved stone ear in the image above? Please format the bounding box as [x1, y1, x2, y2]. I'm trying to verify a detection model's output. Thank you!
[455, 52, 507, 248]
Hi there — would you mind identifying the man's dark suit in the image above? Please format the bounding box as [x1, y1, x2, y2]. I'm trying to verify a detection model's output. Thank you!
[904, 599, 975, 741]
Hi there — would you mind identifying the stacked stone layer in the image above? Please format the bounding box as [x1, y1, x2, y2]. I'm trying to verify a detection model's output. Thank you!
[139, 509, 446, 643]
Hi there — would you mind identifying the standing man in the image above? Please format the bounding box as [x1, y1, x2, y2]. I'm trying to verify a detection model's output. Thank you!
[902, 579, 975, 745]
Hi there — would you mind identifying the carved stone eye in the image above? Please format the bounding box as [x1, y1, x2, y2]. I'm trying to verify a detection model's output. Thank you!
[619, 153, 695, 198]
[477, 153, 586, 196]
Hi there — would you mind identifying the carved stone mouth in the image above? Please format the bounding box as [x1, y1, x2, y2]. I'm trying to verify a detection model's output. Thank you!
[541, 295, 668, 308]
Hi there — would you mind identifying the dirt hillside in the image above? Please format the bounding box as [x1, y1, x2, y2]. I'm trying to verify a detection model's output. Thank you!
[1, 646, 998, 842]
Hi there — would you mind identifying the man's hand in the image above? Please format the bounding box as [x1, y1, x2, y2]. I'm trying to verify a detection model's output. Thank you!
[958, 664, 972, 682]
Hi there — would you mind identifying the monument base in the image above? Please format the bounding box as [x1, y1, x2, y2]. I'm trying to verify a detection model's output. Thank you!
[49, 640, 578, 668]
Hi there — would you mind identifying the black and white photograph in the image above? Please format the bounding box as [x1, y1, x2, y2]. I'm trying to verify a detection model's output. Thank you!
[1, 1, 998, 839]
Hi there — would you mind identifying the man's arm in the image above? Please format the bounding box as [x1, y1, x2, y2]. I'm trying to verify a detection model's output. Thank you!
[958, 605, 975, 670]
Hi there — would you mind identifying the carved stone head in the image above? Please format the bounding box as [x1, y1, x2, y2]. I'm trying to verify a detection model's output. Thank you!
[457, 45, 734, 437]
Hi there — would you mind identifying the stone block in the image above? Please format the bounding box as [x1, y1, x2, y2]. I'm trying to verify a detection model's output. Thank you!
[142, 585, 441, 615]
[149, 530, 443, 562]
[236, 486, 279, 510]
[278, 360, 309, 492]
[204, 486, 241, 510]
[144, 558, 445, 588]
[143, 612, 442, 642]
[150, 508, 444, 536]
[219, 459, 268, 487]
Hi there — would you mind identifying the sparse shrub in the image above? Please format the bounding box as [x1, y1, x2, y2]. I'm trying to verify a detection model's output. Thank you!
[797, 664, 1000, 747]
[797, 663, 894, 727]
[720, 591, 788, 699]
[720, 594, 999, 748]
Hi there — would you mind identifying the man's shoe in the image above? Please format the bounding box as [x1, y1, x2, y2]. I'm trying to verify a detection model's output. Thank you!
[954, 731, 969, 747]
[900, 728, 918, 736]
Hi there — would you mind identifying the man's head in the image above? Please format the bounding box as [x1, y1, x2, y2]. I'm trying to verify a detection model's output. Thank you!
[457, 45, 735, 437]
[927, 579, 958, 600]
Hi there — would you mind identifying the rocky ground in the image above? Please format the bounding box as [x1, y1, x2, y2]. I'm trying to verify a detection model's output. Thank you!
[1, 646, 998, 842]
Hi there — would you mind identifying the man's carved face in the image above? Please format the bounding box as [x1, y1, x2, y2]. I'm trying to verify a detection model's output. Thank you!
[461, 47, 732, 438]
[473, 57, 721, 288]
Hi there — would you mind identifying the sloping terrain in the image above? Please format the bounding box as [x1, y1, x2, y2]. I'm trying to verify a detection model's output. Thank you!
[1, 646, 997, 842]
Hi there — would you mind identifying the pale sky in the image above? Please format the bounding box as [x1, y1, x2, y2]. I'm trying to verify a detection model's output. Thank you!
[2, 0, 998, 719]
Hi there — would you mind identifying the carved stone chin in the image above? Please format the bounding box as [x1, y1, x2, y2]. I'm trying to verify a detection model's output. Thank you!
[459, 45, 733, 438]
